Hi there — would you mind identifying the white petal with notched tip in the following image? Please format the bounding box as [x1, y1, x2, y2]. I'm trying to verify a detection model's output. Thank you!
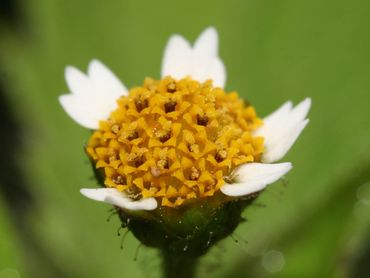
[80, 188, 157, 211]
[161, 27, 226, 88]
[255, 98, 311, 163]
[220, 162, 292, 197]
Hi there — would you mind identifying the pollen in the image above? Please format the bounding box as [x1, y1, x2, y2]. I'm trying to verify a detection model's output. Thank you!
[86, 77, 264, 207]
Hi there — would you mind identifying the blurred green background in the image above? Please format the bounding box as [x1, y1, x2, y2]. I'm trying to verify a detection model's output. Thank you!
[0, 0, 369, 277]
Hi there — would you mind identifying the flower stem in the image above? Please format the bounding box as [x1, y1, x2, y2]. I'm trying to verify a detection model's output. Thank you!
[162, 251, 198, 278]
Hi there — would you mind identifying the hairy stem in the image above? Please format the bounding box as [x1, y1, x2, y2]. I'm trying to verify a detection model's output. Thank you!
[162, 251, 198, 278]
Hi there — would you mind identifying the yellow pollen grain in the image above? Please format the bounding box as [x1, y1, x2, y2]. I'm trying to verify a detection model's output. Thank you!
[86, 76, 264, 207]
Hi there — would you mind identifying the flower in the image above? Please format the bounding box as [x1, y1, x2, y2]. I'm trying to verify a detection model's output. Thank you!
[59, 27, 310, 212]
[59, 27, 311, 257]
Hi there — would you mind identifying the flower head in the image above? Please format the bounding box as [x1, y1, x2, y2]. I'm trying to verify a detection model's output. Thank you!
[59, 27, 310, 255]
[84, 76, 265, 208]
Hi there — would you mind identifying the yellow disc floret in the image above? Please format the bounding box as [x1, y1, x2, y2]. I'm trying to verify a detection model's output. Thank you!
[86, 77, 264, 207]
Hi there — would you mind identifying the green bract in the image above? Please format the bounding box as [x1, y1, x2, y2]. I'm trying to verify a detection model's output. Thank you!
[118, 195, 255, 257]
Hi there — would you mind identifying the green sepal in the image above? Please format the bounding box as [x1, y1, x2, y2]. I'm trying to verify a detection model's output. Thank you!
[119, 193, 256, 257]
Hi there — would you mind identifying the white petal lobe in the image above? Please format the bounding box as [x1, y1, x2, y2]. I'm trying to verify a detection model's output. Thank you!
[263, 101, 293, 125]
[80, 188, 157, 211]
[88, 59, 128, 97]
[59, 91, 118, 129]
[61, 60, 128, 129]
[262, 120, 309, 163]
[65, 66, 96, 95]
[191, 56, 226, 88]
[208, 58, 226, 88]
[161, 35, 193, 79]
[255, 98, 311, 163]
[290, 98, 311, 123]
[59, 94, 99, 129]
[220, 162, 292, 197]
[161, 27, 226, 88]
[194, 27, 218, 57]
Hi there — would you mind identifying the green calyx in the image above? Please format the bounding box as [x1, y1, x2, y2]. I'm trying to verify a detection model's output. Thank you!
[118, 194, 256, 257]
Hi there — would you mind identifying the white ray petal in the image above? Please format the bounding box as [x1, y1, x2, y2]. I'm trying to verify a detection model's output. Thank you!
[105, 194, 158, 210]
[262, 119, 310, 163]
[263, 101, 293, 125]
[80, 188, 157, 211]
[59, 92, 118, 129]
[255, 98, 311, 163]
[289, 98, 311, 125]
[207, 58, 226, 88]
[161, 34, 193, 79]
[65, 66, 97, 95]
[220, 162, 292, 197]
[192, 56, 226, 88]
[161, 27, 226, 88]
[194, 27, 218, 57]
[88, 59, 128, 97]
[61, 61, 127, 129]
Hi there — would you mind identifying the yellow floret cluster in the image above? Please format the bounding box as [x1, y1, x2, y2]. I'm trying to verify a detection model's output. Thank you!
[86, 77, 264, 207]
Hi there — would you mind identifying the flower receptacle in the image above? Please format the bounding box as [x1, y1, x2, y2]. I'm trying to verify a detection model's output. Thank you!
[118, 194, 256, 257]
